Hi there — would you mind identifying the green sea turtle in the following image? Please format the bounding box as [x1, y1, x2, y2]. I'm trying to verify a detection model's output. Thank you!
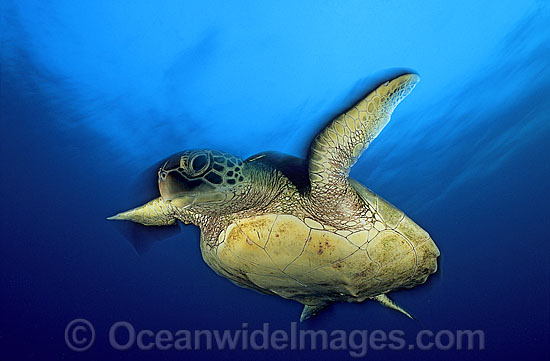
[109, 73, 439, 321]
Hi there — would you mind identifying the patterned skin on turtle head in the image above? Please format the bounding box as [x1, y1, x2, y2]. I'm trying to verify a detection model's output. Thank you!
[156, 150, 251, 214]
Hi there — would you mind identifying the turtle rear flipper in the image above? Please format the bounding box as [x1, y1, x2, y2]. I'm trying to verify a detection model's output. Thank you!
[373, 294, 414, 319]
[307, 73, 419, 203]
[300, 303, 330, 322]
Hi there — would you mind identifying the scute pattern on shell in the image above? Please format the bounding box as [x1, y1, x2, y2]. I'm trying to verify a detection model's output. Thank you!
[202, 202, 438, 305]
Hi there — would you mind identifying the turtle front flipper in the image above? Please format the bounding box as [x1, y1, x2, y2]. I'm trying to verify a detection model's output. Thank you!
[108, 197, 184, 254]
[108, 197, 177, 226]
[307, 73, 419, 203]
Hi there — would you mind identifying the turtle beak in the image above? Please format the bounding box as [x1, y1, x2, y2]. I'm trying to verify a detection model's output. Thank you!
[158, 171, 198, 209]
[158, 171, 187, 201]
[158, 169, 227, 209]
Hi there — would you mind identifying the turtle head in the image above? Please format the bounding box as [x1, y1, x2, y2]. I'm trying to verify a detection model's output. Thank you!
[108, 149, 273, 226]
[157, 149, 249, 214]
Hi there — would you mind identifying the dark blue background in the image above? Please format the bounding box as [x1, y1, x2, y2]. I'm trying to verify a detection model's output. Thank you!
[1, 1, 549, 360]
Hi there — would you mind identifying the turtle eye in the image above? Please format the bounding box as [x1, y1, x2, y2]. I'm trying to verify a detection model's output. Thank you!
[187, 153, 210, 177]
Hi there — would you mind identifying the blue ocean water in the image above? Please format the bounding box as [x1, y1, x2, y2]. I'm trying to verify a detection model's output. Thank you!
[1, 0, 549, 360]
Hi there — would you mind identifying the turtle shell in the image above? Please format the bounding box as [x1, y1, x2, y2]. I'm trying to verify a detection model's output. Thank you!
[200, 181, 439, 306]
